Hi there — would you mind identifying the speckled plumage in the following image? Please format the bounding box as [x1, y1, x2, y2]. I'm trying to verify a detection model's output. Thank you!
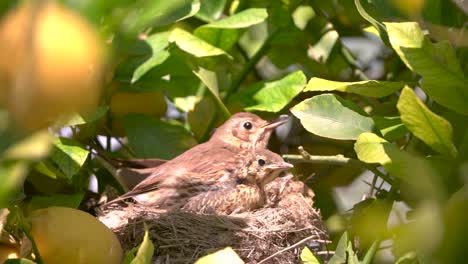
[108, 113, 288, 206]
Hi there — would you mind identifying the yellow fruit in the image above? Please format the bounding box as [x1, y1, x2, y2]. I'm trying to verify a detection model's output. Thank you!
[0, 1, 105, 131]
[30, 206, 122, 264]
[100, 90, 167, 136]
[110, 91, 167, 118]
[0, 244, 19, 263]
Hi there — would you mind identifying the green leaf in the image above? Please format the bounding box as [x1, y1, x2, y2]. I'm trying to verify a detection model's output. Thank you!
[194, 247, 244, 264]
[385, 22, 468, 115]
[354, 133, 443, 200]
[0, 161, 28, 207]
[50, 138, 89, 180]
[231, 71, 306, 113]
[192, 67, 231, 119]
[123, 114, 197, 159]
[310, 29, 339, 63]
[397, 86, 457, 157]
[57, 106, 109, 127]
[329, 232, 359, 264]
[301, 246, 322, 264]
[373, 116, 408, 141]
[130, 224, 154, 264]
[169, 28, 231, 58]
[291, 94, 375, 140]
[131, 32, 171, 83]
[292, 5, 316, 30]
[306, 78, 405, 98]
[123, 0, 200, 32]
[194, 8, 268, 51]
[28, 193, 85, 211]
[195, 0, 226, 22]
[3, 131, 52, 161]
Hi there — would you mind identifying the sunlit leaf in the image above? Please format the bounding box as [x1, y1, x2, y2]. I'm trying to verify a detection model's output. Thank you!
[301, 246, 322, 264]
[310, 28, 339, 63]
[230, 71, 306, 112]
[291, 94, 374, 140]
[3, 131, 52, 161]
[194, 8, 267, 51]
[385, 22, 468, 115]
[195, 247, 244, 264]
[4, 258, 37, 264]
[397, 86, 457, 157]
[170, 28, 230, 58]
[50, 138, 89, 180]
[292, 5, 315, 30]
[130, 224, 154, 264]
[354, 133, 444, 200]
[306, 78, 405, 98]
[123, 114, 197, 159]
[192, 67, 231, 119]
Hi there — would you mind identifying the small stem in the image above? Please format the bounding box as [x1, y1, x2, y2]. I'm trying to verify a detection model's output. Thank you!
[285, 146, 394, 184]
[224, 29, 279, 101]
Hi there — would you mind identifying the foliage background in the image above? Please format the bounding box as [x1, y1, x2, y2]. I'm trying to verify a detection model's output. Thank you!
[0, 0, 467, 263]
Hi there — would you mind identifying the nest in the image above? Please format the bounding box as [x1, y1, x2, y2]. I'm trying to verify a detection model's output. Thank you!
[98, 176, 330, 263]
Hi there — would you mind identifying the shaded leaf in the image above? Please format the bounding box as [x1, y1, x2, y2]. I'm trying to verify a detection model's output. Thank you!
[131, 32, 171, 83]
[4, 259, 37, 264]
[123, 114, 197, 159]
[50, 138, 89, 180]
[306, 78, 405, 98]
[231, 71, 306, 112]
[28, 193, 85, 211]
[291, 94, 374, 140]
[195, 247, 244, 264]
[373, 116, 408, 141]
[57, 106, 109, 127]
[0, 161, 28, 208]
[329, 232, 359, 264]
[195, 0, 226, 22]
[123, 0, 200, 32]
[170, 28, 230, 58]
[301, 246, 322, 264]
[397, 86, 457, 157]
[385, 22, 468, 115]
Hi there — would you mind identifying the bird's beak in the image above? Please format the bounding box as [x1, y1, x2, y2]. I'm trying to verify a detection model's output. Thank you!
[268, 161, 294, 171]
[261, 115, 289, 131]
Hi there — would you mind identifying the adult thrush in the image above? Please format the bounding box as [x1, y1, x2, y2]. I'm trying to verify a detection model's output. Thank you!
[105, 112, 288, 203]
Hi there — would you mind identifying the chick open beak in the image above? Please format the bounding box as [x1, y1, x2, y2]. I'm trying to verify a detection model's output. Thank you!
[262, 115, 289, 131]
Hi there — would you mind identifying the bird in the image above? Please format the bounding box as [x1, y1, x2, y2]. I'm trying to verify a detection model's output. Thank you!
[103, 112, 289, 204]
[181, 149, 294, 214]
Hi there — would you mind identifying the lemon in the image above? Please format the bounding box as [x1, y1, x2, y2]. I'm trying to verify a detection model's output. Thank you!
[0, 1, 105, 130]
[30, 206, 122, 264]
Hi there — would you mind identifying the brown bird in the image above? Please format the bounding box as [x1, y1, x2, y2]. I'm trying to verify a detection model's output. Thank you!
[182, 149, 293, 214]
[104, 112, 288, 203]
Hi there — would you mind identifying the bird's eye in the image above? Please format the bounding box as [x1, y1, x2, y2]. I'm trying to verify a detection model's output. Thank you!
[243, 121, 253, 130]
[258, 159, 266, 166]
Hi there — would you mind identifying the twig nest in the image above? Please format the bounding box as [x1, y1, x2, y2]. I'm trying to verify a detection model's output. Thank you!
[98, 177, 329, 263]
